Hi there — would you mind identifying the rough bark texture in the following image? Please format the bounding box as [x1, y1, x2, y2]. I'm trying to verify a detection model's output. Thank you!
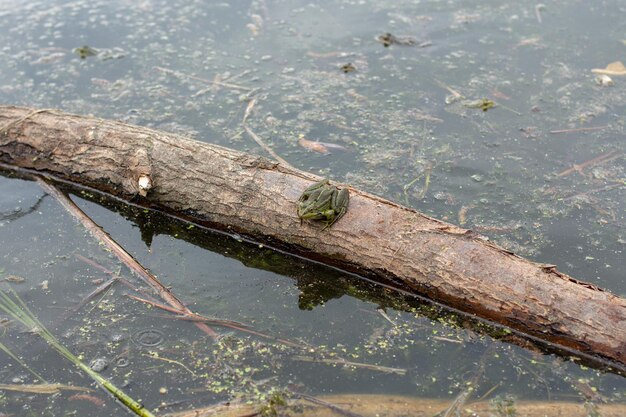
[1, 106, 625, 368]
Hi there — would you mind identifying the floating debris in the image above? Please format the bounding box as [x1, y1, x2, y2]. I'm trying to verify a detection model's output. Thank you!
[74, 45, 98, 59]
[109, 333, 125, 343]
[300, 138, 330, 154]
[0, 275, 25, 283]
[376, 32, 424, 47]
[298, 136, 347, 154]
[535, 4, 546, 23]
[515, 37, 543, 48]
[89, 358, 108, 372]
[591, 61, 626, 76]
[462, 98, 496, 112]
[0, 383, 90, 394]
[68, 393, 106, 407]
[73, 45, 125, 60]
[115, 357, 130, 368]
[595, 74, 614, 86]
[341, 63, 356, 73]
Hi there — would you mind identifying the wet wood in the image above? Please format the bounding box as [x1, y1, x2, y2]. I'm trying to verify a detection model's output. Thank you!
[0, 106, 625, 368]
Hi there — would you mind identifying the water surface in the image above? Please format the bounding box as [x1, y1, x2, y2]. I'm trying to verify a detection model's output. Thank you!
[0, 0, 624, 415]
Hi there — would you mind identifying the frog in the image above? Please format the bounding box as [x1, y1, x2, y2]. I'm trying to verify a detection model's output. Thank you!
[297, 179, 349, 230]
[74, 45, 99, 59]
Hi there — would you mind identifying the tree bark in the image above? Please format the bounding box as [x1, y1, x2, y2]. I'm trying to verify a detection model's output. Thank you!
[1, 105, 624, 369]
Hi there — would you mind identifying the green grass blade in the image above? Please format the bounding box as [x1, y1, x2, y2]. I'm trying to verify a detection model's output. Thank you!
[0, 341, 47, 383]
[0, 288, 156, 417]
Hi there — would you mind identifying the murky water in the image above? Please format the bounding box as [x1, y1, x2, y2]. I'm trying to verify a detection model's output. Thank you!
[0, 0, 625, 415]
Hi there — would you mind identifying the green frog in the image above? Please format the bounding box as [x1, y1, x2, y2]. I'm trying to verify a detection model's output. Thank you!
[297, 180, 349, 230]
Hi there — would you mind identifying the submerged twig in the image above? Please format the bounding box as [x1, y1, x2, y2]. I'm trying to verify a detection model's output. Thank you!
[535, 4, 545, 23]
[35, 178, 219, 339]
[76, 277, 118, 313]
[556, 150, 622, 177]
[0, 193, 46, 223]
[563, 183, 624, 201]
[495, 102, 522, 116]
[434, 79, 463, 99]
[403, 163, 433, 205]
[127, 294, 304, 348]
[0, 383, 91, 394]
[550, 125, 608, 134]
[432, 336, 463, 344]
[376, 308, 397, 326]
[290, 390, 367, 417]
[292, 355, 407, 375]
[458, 204, 475, 225]
[142, 352, 197, 377]
[127, 294, 248, 328]
[437, 345, 494, 417]
[242, 98, 293, 168]
[154, 66, 252, 92]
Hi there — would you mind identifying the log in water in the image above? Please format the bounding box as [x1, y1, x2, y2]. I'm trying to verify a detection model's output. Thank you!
[1, 105, 624, 369]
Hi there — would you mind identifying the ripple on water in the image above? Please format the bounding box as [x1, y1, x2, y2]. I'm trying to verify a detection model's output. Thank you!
[132, 328, 164, 347]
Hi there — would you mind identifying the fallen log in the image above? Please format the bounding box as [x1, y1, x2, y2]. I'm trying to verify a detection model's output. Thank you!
[0, 105, 624, 369]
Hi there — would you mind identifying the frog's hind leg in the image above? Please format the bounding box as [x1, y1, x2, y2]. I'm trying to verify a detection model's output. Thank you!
[321, 207, 346, 231]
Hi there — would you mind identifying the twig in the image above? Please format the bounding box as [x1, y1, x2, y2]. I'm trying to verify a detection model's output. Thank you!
[127, 294, 248, 328]
[85, 279, 116, 315]
[376, 308, 397, 326]
[0, 193, 46, 222]
[475, 382, 502, 402]
[563, 183, 625, 201]
[291, 355, 407, 375]
[76, 255, 145, 294]
[432, 336, 463, 344]
[154, 66, 251, 92]
[458, 204, 475, 225]
[496, 102, 522, 116]
[556, 150, 622, 177]
[242, 99, 293, 168]
[127, 294, 305, 348]
[0, 383, 91, 394]
[226, 69, 253, 82]
[73, 277, 118, 315]
[550, 125, 608, 134]
[434, 79, 463, 99]
[403, 162, 433, 205]
[35, 178, 219, 339]
[142, 351, 197, 377]
[437, 345, 494, 417]
[289, 391, 367, 417]
[535, 4, 545, 23]
[75, 254, 116, 275]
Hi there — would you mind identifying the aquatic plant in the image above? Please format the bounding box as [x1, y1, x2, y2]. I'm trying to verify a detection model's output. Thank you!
[0, 287, 156, 417]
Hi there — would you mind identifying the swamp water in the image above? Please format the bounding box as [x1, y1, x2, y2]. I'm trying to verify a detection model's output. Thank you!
[0, 0, 625, 415]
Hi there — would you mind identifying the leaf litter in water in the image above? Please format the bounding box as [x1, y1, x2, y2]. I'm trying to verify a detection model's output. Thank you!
[591, 61, 626, 76]
[298, 136, 347, 154]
